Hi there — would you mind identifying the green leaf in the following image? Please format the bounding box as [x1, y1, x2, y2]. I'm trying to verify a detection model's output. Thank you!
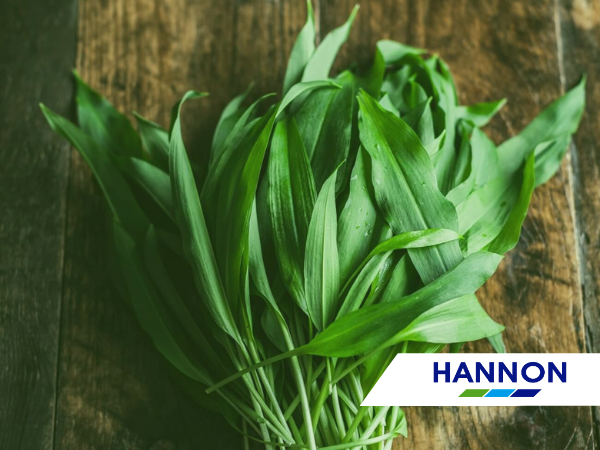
[456, 98, 506, 127]
[456, 155, 534, 255]
[268, 118, 317, 310]
[304, 252, 502, 357]
[113, 221, 211, 384]
[133, 112, 170, 171]
[337, 148, 379, 284]
[296, 71, 357, 191]
[301, 5, 359, 82]
[122, 157, 175, 221]
[40, 104, 149, 240]
[305, 168, 340, 331]
[357, 90, 463, 284]
[486, 154, 535, 254]
[376, 40, 426, 65]
[532, 133, 571, 187]
[338, 228, 460, 317]
[74, 71, 143, 158]
[498, 76, 585, 176]
[144, 226, 230, 378]
[394, 294, 504, 343]
[209, 93, 276, 170]
[202, 104, 277, 305]
[212, 83, 254, 155]
[277, 80, 340, 119]
[169, 90, 242, 345]
[283, 1, 316, 93]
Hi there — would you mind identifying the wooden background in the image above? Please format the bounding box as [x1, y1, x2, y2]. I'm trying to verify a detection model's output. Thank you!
[1, 0, 599, 448]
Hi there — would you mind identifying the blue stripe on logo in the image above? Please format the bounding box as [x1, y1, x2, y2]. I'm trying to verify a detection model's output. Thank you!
[484, 389, 516, 397]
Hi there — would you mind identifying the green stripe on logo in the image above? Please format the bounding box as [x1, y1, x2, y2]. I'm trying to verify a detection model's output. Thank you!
[459, 389, 490, 397]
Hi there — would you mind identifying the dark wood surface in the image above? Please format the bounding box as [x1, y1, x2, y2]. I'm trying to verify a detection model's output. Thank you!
[1, 0, 598, 449]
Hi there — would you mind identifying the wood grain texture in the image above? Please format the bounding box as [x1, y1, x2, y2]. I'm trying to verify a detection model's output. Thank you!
[318, 0, 594, 448]
[0, 0, 77, 449]
[559, 0, 600, 444]
[53, 0, 309, 449]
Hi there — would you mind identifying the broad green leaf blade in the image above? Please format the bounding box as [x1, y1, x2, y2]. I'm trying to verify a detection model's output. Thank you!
[305, 169, 340, 331]
[304, 252, 502, 357]
[249, 200, 280, 314]
[456, 98, 506, 127]
[277, 80, 340, 119]
[296, 71, 357, 191]
[376, 40, 426, 65]
[486, 154, 535, 254]
[498, 77, 585, 176]
[113, 221, 211, 384]
[301, 5, 359, 82]
[144, 226, 230, 378]
[357, 90, 463, 284]
[268, 118, 317, 311]
[122, 157, 175, 221]
[533, 133, 571, 187]
[212, 83, 253, 154]
[202, 102, 277, 305]
[74, 71, 143, 158]
[337, 148, 378, 284]
[394, 294, 504, 343]
[133, 112, 170, 171]
[456, 155, 533, 255]
[209, 93, 276, 171]
[40, 104, 149, 240]
[338, 228, 460, 317]
[282, 0, 316, 94]
[169, 90, 242, 345]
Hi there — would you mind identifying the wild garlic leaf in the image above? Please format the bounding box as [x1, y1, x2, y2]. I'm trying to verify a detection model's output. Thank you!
[301, 5, 359, 82]
[74, 71, 143, 158]
[338, 228, 460, 317]
[212, 83, 254, 155]
[122, 157, 175, 221]
[498, 77, 586, 177]
[133, 112, 170, 171]
[357, 90, 463, 284]
[394, 294, 504, 343]
[40, 104, 149, 240]
[201, 103, 276, 306]
[376, 40, 426, 65]
[533, 134, 571, 186]
[337, 148, 379, 285]
[268, 118, 316, 311]
[144, 226, 230, 378]
[304, 252, 502, 357]
[208, 93, 276, 170]
[456, 98, 506, 127]
[283, 0, 316, 94]
[486, 154, 535, 254]
[305, 168, 340, 331]
[296, 71, 356, 191]
[113, 221, 212, 385]
[169, 91, 242, 346]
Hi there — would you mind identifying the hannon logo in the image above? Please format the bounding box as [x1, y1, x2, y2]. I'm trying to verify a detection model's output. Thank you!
[361, 354, 600, 406]
[433, 361, 566, 398]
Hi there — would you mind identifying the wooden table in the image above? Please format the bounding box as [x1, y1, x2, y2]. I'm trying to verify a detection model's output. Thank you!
[1, 0, 599, 448]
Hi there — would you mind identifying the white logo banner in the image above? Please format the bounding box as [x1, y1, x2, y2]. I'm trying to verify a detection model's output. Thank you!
[362, 353, 600, 406]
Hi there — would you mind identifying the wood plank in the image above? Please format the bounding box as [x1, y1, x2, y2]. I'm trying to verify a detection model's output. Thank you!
[0, 1, 77, 449]
[319, 1, 594, 448]
[54, 0, 308, 448]
[559, 0, 600, 443]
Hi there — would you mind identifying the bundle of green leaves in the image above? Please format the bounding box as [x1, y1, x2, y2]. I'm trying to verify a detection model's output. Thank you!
[40, 3, 585, 449]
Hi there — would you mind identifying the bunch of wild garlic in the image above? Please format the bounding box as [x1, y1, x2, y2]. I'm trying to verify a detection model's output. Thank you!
[41, 3, 585, 449]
